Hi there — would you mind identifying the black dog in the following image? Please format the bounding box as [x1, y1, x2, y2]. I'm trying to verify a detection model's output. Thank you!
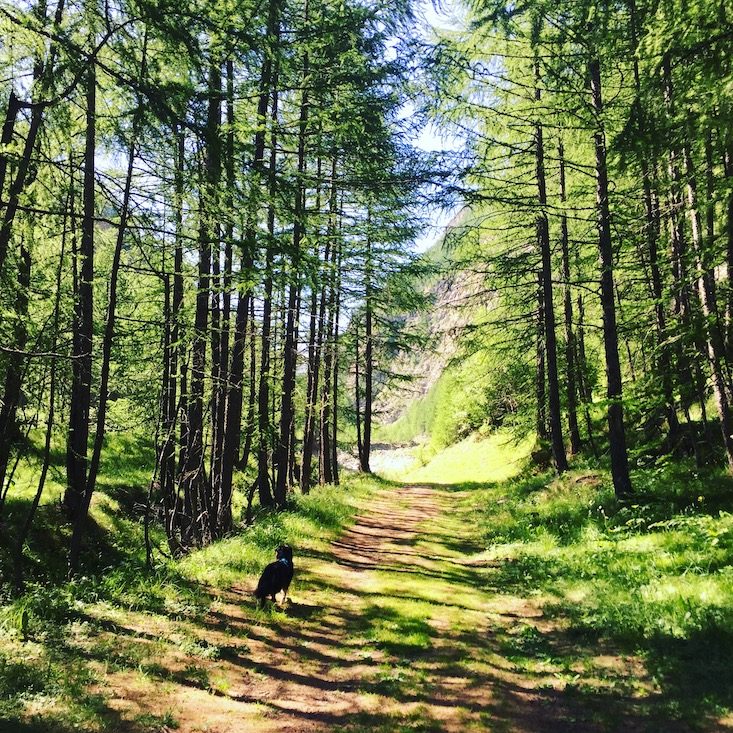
[254, 544, 294, 606]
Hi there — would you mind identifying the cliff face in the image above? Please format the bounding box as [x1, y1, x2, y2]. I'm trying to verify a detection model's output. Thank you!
[375, 217, 494, 427]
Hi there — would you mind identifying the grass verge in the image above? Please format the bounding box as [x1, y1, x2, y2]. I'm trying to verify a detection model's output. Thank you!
[0, 438, 380, 733]
[460, 444, 733, 726]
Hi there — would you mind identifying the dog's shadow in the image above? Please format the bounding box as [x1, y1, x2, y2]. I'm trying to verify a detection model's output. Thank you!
[281, 600, 322, 620]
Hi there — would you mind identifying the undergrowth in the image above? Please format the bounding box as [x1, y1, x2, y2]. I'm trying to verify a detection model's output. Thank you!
[0, 428, 379, 732]
[469, 452, 733, 722]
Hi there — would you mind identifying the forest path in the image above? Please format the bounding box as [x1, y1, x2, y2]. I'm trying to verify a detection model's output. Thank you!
[102, 482, 679, 733]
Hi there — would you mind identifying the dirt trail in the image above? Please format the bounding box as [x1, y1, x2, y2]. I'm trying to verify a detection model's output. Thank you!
[100, 484, 679, 733]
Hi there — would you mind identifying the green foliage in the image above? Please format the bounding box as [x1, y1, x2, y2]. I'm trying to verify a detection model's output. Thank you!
[180, 475, 375, 588]
[379, 336, 535, 451]
[469, 457, 733, 716]
[403, 430, 534, 485]
[0, 462, 379, 730]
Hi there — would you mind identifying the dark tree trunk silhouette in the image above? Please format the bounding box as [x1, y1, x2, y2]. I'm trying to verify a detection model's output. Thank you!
[275, 0, 309, 506]
[179, 61, 220, 546]
[64, 59, 96, 520]
[589, 54, 633, 498]
[360, 226, 373, 474]
[533, 48, 567, 471]
[558, 142, 581, 455]
[69, 51, 145, 574]
[536, 273, 547, 441]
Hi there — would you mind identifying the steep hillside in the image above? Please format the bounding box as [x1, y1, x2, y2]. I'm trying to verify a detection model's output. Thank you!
[374, 211, 501, 445]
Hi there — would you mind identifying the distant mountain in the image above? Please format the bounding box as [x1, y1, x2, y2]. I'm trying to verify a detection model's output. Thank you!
[375, 208, 494, 431]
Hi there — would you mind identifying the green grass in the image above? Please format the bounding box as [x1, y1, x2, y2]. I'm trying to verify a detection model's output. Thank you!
[0, 428, 382, 732]
[368, 427, 733, 726]
[400, 430, 533, 485]
[4, 421, 733, 729]
[179, 474, 377, 587]
[462, 454, 733, 723]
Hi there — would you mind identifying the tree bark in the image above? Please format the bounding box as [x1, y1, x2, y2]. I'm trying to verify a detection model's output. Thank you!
[68, 49, 145, 574]
[275, 0, 309, 506]
[240, 295, 257, 470]
[558, 141, 581, 455]
[589, 54, 633, 498]
[160, 129, 185, 553]
[64, 59, 96, 520]
[0, 228, 31, 506]
[355, 319, 363, 468]
[256, 43, 280, 508]
[683, 142, 733, 470]
[179, 61, 220, 546]
[535, 272, 547, 441]
[331, 235, 342, 485]
[533, 54, 567, 472]
[360, 225, 373, 474]
[319, 159, 339, 485]
[300, 156, 327, 493]
[724, 144, 733, 357]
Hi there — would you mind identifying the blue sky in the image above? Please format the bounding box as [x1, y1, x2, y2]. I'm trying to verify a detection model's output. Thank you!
[410, 0, 467, 252]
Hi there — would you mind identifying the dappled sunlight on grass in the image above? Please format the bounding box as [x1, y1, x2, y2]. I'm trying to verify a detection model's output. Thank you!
[179, 475, 375, 588]
[3, 425, 733, 731]
[0, 461, 381, 732]
[469, 458, 733, 724]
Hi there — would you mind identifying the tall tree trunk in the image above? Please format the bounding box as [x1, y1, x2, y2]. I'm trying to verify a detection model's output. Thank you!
[535, 273, 547, 441]
[724, 144, 733, 357]
[661, 56, 709, 424]
[179, 61, 220, 546]
[275, 0, 309, 506]
[683, 143, 733, 470]
[331, 235, 342, 485]
[360, 226, 373, 474]
[300, 157, 327, 493]
[558, 142, 581, 455]
[289, 285, 303, 487]
[68, 51, 145, 574]
[240, 295, 257, 470]
[160, 129, 185, 553]
[533, 53, 567, 472]
[320, 187, 339, 485]
[256, 47, 280, 508]
[301, 285, 320, 492]
[217, 53, 263, 536]
[355, 319, 363, 468]
[64, 58, 96, 520]
[589, 55, 633, 498]
[627, 0, 672, 413]
[210, 59, 236, 533]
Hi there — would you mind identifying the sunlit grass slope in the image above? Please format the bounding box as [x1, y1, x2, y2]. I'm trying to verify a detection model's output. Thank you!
[376, 418, 733, 723]
[465, 458, 733, 723]
[401, 431, 533, 485]
[179, 475, 377, 587]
